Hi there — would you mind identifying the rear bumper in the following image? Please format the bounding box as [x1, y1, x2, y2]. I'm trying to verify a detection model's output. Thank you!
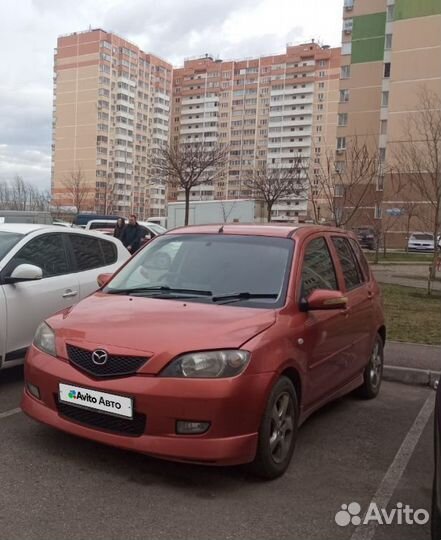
[21, 346, 273, 466]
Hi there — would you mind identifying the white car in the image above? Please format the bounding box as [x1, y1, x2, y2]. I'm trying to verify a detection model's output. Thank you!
[85, 219, 166, 238]
[0, 224, 130, 370]
[408, 233, 441, 252]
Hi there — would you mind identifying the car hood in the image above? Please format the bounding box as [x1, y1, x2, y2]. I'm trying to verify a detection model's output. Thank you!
[49, 293, 277, 375]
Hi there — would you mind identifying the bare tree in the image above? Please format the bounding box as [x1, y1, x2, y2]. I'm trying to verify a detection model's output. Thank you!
[308, 138, 382, 228]
[62, 167, 91, 214]
[393, 87, 441, 294]
[156, 142, 228, 226]
[244, 159, 304, 222]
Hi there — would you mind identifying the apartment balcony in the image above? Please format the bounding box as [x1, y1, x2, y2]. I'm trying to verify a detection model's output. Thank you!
[282, 97, 314, 107]
[179, 116, 206, 125]
[268, 138, 311, 149]
[180, 125, 216, 134]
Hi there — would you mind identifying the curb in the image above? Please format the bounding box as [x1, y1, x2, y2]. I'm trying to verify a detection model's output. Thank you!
[384, 365, 440, 388]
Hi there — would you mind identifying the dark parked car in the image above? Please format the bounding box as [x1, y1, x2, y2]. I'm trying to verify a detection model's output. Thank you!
[432, 380, 441, 539]
[354, 227, 376, 251]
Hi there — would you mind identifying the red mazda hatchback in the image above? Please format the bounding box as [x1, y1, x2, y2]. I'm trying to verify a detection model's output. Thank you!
[22, 225, 385, 478]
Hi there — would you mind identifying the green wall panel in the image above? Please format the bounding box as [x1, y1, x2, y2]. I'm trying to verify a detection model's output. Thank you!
[395, 0, 441, 20]
[352, 36, 386, 63]
[353, 12, 387, 40]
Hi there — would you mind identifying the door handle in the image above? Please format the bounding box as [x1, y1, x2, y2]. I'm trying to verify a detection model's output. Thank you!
[367, 291, 373, 299]
[62, 289, 78, 298]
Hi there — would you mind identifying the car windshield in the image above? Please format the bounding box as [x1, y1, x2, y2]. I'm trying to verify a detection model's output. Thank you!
[0, 231, 24, 261]
[412, 234, 433, 241]
[105, 234, 294, 307]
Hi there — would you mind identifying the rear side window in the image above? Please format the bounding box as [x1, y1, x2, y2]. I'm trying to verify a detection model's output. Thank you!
[332, 237, 364, 290]
[100, 239, 117, 265]
[68, 235, 105, 271]
[348, 238, 370, 280]
[301, 237, 338, 298]
[8, 234, 69, 278]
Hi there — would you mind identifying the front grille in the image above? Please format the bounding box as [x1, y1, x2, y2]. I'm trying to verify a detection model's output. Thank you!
[56, 397, 146, 436]
[66, 344, 149, 378]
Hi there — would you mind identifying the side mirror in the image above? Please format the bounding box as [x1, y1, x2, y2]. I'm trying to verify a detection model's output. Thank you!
[97, 273, 113, 288]
[4, 264, 43, 284]
[301, 289, 348, 311]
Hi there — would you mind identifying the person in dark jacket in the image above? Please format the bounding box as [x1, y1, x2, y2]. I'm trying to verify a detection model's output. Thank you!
[120, 214, 143, 254]
[113, 217, 125, 240]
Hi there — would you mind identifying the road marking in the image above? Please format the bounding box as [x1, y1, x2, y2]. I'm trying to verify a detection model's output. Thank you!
[350, 391, 436, 540]
[0, 407, 22, 419]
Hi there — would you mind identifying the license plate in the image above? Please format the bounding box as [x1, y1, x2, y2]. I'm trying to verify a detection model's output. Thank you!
[58, 383, 133, 419]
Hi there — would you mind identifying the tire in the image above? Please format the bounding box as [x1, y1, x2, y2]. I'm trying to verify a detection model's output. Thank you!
[432, 479, 441, 540]
[251, 376, 299, 480]
[357, 334, 384, 399]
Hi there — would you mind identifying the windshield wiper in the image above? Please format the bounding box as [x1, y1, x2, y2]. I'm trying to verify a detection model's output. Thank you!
[212, 292, 278, 304]
[107, 286, 213, 297]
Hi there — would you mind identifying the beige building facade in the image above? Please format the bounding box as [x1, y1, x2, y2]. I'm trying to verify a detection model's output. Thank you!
[170, 43, 341, 222]
[338, 0, 441, 245]
[52, 29, 172, 218]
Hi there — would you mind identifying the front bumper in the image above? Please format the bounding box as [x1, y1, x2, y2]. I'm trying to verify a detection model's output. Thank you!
[21, 346, 273, 466]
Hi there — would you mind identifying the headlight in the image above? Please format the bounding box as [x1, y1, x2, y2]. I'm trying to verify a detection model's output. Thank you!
[160, 350, 250, 378]
[33, 322, 57, 357]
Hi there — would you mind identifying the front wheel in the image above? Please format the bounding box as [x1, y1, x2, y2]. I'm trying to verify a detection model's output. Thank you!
[357, 334, 384, 399]
[251, 376, 299, 480]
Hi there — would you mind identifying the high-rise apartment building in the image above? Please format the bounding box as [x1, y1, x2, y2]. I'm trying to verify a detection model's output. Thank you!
[338, 0, 441, 243]
[170, 43, 341, 222]
[52, 29, 172, 218]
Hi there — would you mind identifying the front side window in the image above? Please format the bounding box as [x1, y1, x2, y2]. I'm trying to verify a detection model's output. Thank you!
[301, 237, 338, 298]
[106, 234, 294, 308]
[100, 239, 118, 265]
[8, 234, 69, 278]
[0, 232, 23, 262]
[332, 236, 363, 290]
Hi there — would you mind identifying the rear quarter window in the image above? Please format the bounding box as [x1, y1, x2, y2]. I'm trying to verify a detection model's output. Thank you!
[100, 239, 117, 265]
[68, 234, 105, 271]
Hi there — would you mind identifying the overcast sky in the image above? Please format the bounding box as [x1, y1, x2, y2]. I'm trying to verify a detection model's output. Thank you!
[0, 0, 343, 190]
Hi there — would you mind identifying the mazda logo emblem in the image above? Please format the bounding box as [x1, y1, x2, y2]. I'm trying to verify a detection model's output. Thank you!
[91, 349, 108, 366]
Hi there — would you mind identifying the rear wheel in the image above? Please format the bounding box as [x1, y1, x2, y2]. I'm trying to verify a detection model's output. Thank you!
[357, 334, 384, 399]
[251, 376, 299, 480]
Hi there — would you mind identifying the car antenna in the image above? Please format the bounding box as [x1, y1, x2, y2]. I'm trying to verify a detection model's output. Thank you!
[218, 224, 224, 233]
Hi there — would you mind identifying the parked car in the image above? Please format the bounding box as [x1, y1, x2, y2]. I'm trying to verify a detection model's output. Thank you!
[433, 380, 441, 539]
[0, 224, 129, 370]
[408, 232, 441, 252]
[22, 224, 385, 479]
[85, 219, 166, 241]
[72, 214, 122, 229]
[354, 227, 376, 251]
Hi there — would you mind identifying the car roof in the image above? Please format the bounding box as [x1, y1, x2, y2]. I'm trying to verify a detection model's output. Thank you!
[0, 223, 53, 234]
[0, 223, 120, 240]
[165, 223, 346, 238]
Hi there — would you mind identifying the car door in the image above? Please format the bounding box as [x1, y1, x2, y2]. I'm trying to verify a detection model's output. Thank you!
[298, 235, 353, 407]
[65, 233, 121, 299]
[329, 235, 373, 382]
[1, 232, 80, 360]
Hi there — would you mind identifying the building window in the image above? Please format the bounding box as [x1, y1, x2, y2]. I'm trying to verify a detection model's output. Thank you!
[335, 184, 344, 197]
[374, 204, 382, 219]
[385, 34, 393, 50]
[341, 65, 351, 79]
[338, 113, 348, 127]
[382, 91, 389, 107]
[377, 175, 385, 191]
[387, 5, 395, 21]
[384, 62, 391, 78]
[337, 137, 346, 151]
[379, 147, 386, 162]
[342, 42, 352, 55]
[344, 0, 354, 8]
[343, 19, 353, 33]
[381, 119, 388, 135]
[340, 89, 350, 103]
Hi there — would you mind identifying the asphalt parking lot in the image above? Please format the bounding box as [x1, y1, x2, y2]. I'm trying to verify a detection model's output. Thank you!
[0, 365, 435, 540]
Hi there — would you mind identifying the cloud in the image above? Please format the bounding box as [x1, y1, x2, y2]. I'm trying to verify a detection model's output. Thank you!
[0, 0, 343, 190]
